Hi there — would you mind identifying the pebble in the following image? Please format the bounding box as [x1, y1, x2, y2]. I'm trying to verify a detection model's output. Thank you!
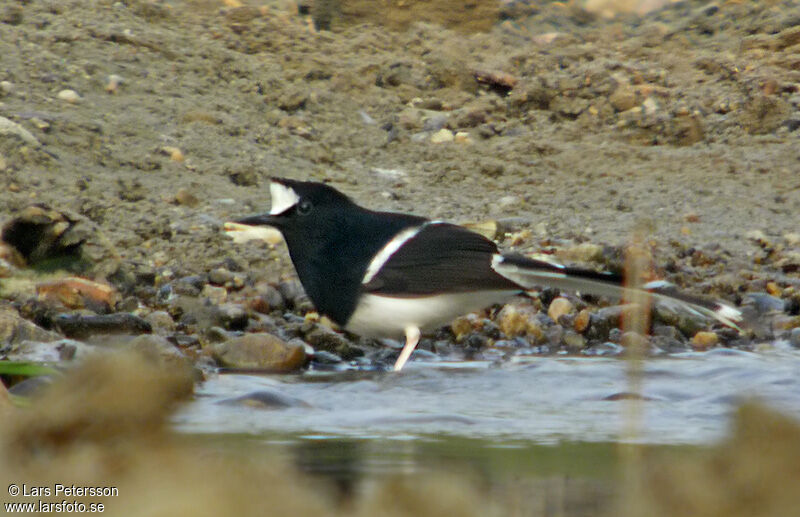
[201, 284, 227, 305]
[174, 188, 199, 207]
[106, 74, 124, 94]
[430, 128, 454, 143]
[574, 309, 592, 333]
[609, 86, 638, 112]
[212, 333, 306, 372]
[0, 81, 13, 95]
[454, 131, 472, 144]
[562, 331, 586, 352]
[691, 331, 719, 350]
[304, 325, 364, 360]
[547, 297, 574, 322]
[620, 331, 649, 350]
[57, 89, 81, 104]
[214, 303, 248, 330]
[497, 305, 540, 339]
[144, 310, 175, 334]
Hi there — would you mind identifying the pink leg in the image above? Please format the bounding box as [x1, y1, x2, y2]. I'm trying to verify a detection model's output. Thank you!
[393, 326, 420, 372]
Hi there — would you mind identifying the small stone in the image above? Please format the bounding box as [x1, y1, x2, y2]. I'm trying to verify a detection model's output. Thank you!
[620, 331, 648, 350]
[0, 81, 13, 95]
[766, 282, 782, 297]
[454, 131, 472, 144]
[144, 310, 175, 335]
[202, 284, 227, 305]
[214, 303, 248, 330]
[609, 86, 637, 112]
[430, 128, 454, 144]
[105, 74, 124, 94]
[208, 268, 235, 286]
[304, 325, 363, 360]
[451, 314, 475, 341]
[174, 188, 199, 207]
[212, 333, 306, 371]
[574, 309, 591, 333]
[57, 89, 81, 104]
[161, 146, 184, 162]
[691, 331, 719, 350]
[547, 297, 575, 322]
[562, 331, 586, 352]
[497, 305, 540, 339]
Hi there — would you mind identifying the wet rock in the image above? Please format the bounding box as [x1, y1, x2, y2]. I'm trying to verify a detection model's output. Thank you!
[547, 297, 575, 322]
[789, 328, 800, 348]
[219, 389, 310, 409]
[574, 309, 591, 333]
[691, 331, 719, 350]
[212, 333, 306, 372]
[0, 304, 59, 344]
[451, 314, 477, 341]
[497, 305, 540, 339]
[581, 342, 623, 357]
[562, 330, 586, 353]
[54, 312, 151, 339]
[620, 331, 648, 350]
[304, 325, 363, 360]
[310, 350, 342, 364]
[128, 334, 187, 366]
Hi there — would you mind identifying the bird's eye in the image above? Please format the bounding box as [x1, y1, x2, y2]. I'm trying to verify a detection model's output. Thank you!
[297, 199, 313, 215]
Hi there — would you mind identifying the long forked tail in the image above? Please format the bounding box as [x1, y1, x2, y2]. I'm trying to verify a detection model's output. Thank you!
[492, 253, 742, 330]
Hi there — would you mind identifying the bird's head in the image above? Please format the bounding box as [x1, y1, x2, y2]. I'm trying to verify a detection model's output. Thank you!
[236, 177, 354, 233]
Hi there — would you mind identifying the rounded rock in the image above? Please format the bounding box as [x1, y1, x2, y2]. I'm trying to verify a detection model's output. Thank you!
[57, 89, 81, 104]
[547, 297, 575, 323]
[212, 333, 306, 371]
[691, 331, 719, 350]
[430, 128, 454, 144]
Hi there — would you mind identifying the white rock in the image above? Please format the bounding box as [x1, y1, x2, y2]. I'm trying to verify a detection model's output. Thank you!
[430, 128, 454, 144]
[57, 89, 81, 103]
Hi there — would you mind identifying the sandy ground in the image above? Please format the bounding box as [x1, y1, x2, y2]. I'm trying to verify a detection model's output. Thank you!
[0, 0, 798, 327]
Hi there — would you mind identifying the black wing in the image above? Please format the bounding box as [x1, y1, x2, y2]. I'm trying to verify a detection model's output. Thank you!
[362, 223, 523, 296]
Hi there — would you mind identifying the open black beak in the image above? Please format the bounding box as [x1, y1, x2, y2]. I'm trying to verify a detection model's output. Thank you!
[235, 213, 280, 227]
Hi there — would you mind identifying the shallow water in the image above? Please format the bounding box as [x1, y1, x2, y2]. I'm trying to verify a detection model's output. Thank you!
[176, 347, 800, 446]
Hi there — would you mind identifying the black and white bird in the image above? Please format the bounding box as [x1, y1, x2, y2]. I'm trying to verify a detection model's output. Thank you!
[235, 178, 741, 371]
